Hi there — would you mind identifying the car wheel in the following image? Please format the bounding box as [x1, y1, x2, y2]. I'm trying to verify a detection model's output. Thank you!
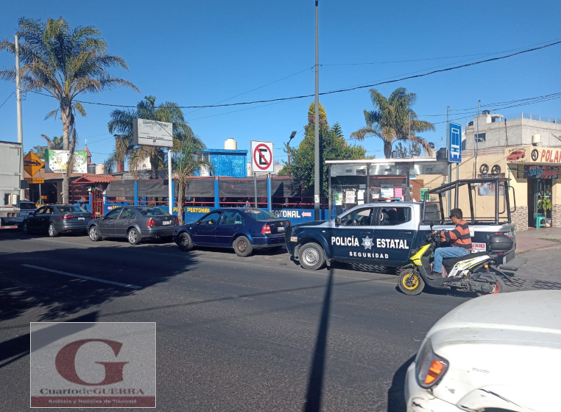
[298, 242, 325, 270]
[398, 268, 424, 295]
[178, 232, 193, 251]
[48, 223, 58, 237]
[22, 222, 29, 234]
[127, 228, 141, 245]
[89, 226, 102, 242]
[233, 236, 253, 257]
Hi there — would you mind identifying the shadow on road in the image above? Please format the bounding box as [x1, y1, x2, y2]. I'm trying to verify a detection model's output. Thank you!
[303, 269, 333, 412]
[387, 355, 415, 412]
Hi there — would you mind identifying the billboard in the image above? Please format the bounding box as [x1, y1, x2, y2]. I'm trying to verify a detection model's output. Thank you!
[45, 150, 87, 173]
[133, 118, 173, 147]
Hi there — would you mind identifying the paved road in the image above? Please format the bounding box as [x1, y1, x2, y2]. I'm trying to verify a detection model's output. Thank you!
[0, 231, 469, 411]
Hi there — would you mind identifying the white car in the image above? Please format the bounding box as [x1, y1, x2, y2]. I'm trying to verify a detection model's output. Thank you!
[405, 290, 561, 412]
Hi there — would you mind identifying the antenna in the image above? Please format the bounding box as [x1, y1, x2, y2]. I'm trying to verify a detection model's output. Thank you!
[552, 133, 561, 142]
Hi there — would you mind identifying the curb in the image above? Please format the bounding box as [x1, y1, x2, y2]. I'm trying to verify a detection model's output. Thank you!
[517, 244, 561, 254]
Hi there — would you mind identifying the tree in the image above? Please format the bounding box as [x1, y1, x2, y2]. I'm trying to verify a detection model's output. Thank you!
[0, 17, 138, 203]
[351, 87, 435, 158]
[32, 135, 63, 158]
[282, 102, 369, 197]
[107, 96, 204, 178]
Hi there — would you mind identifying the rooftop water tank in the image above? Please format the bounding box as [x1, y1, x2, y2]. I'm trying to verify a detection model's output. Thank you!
[96, 164, 106, 174]
[224, 138, 237, 150]
[87, 164, 96, 174]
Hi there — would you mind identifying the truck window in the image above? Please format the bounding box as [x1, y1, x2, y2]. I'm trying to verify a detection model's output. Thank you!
[376, 207, 411, 226]
[340, 208, 374, 226]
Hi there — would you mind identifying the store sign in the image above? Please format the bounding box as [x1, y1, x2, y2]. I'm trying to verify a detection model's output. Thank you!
[523, 165, 559, 179]
[45, 150, 88, 173]
[507, 146, 561, 164]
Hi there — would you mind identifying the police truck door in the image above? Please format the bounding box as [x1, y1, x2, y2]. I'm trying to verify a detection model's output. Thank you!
[330, 207, 375, 261]
[370, 205, 416, 266]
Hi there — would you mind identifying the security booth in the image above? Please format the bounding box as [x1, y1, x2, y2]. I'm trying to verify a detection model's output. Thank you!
[326, 159, 448, 219]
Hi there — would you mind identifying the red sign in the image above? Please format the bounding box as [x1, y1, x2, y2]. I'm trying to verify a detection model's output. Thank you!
[538, 148, 561, 163]
[253, 144, 273, 171]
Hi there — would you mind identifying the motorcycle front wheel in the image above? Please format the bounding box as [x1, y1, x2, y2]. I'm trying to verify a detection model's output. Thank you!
[398, 268, 425, 296]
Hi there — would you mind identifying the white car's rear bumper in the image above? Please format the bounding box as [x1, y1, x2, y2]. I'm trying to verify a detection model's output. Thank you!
[405, 363, 463, 412]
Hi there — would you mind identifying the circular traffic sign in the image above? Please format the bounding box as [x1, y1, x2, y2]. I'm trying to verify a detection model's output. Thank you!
[253, 144, 273, 171]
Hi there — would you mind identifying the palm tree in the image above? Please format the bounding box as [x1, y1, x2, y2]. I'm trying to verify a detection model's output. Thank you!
[107, 96, 205, 178]
[173, 141, 212, 224]
[351, 87, 435, 158]
[41, 134, 63, 149]
[0, 17, 139, 203]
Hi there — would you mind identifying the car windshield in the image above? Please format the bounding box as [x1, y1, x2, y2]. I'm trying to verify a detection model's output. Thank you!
[243, 209, 278, 220]
[57, 205, 84, 213]
[138, 207, 169, 216]
[20, 203, 36, 210]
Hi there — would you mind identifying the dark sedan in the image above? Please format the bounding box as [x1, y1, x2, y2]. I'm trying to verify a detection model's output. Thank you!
[87, 206, 178, 245]
[172, 208, 290, 257]
[22, 204, 94, 237]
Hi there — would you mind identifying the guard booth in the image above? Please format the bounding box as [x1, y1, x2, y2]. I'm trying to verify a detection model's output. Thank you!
[326, 159, 448, 219]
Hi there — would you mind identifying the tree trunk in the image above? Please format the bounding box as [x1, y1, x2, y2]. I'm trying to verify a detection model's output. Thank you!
[177, 181, 184, 224]
[384, 140, 393, 159]
[61, 106, 71, 203]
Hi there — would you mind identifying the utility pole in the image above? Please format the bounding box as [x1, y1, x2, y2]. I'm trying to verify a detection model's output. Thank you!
[314, 0, 320, 220]
[408, 113, 411, 157]
[475, 100, 480, 178]
[447, 106, 451, 216]
[15, 34, 24, 200]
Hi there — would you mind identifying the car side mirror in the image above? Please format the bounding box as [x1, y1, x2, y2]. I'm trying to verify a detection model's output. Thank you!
[335, 217, 341, 226]
[196, 221, 200, 225]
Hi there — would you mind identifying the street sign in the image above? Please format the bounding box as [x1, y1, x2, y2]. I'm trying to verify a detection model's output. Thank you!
[133, 118, 173, 147]
[24, 151, 44, 177]
[251, 140, 274, 173]
[448, 123, 462, 163]
[26, 177, 44, 184]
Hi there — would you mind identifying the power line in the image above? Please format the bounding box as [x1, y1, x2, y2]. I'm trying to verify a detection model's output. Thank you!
[31, 39, 561, 110]
[0, 92, 15, 110]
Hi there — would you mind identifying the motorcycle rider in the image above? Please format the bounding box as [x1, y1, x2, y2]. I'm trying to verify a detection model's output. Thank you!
[432, 208, 472, 277]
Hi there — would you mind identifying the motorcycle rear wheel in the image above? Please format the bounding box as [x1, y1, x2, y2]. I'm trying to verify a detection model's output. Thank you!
[479, 276, 506, 296]
[398, 268, 425, 296]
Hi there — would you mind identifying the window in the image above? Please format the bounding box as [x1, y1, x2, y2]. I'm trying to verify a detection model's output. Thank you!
[105, 208, 122, 220]
[36, 207, 46, 215]
[376, 207, 412, 226]
[138, 207, 169, 216]
[220, 211, 243, 225]
[120, 209, 136, 219]
[243, 209, 278, 221]
[339, 208, 374, 226]
[475, 133, 486, 142]
[57, 205, 83, 213]
[20, 203, 36, 210]
[200, 212, 221, 225]
[44, 207, 53, 215]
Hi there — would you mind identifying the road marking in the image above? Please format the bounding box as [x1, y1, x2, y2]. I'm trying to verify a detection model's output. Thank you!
[21, 264, 141, 289]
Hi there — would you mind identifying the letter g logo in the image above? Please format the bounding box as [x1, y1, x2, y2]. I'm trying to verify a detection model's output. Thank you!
[55, 339, 128, 386]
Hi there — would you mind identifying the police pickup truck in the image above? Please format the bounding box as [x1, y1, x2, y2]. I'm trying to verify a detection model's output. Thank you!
[286, 179, 516, 271]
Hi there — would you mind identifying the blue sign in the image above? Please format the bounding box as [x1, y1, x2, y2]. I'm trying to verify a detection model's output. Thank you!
[448, 123, 462, 163]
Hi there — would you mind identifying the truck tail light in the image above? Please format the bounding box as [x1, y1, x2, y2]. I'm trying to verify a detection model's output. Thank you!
[61, 215, 74, 220]
[261, 224, 271, 235]
[494, 231, 513, 239]
[147, 218, 156, 227]
[416, 339, 448, 388]
[89, 214, 95, 219]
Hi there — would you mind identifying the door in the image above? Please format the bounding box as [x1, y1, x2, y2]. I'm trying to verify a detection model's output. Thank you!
[370, 205, 416, 266]
[191, 211, 221, 245]
[98, 208, 122, 237]
[41, 206, 54, 232]
[216, 210, 244, 246]
[114, 208, 136, 237]
[331, 206, 376, 261]
[28, 206, 46, 230]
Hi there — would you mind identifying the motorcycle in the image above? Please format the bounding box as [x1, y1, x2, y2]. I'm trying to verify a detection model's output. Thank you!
[398, 231, 513, 296]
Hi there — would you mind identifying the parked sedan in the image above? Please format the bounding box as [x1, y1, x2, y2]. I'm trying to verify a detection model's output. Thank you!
[87, 206, 178, 245]
[404, 290, 561, 412]
[22, 204, 94, 237]
[173, 208, 290, 257]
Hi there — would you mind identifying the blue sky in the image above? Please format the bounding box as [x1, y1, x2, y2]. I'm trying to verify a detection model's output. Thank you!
[1, 0, 560, 166]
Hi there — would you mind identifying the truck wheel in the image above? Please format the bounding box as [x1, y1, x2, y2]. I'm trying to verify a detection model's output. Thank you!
[233, 236, 253, 257]
[298, 243, 325, 270]
[398, 268, 424, 296]
[127, 228, 141, 245]
[89, 226, 102, 241]
[48, 223, 58, 237]
[178, 232, 193, 251]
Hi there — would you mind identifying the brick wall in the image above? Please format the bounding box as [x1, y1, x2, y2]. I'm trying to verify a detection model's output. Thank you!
[553, 204, 561, 228]
[512, 205, 529, 232]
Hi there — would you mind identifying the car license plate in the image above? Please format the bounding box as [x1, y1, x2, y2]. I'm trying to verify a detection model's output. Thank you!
[278, 226, 285, 232]
[290, 236, 298, 242]
[78, 217, 85, 220]
[163, 221, 171, 225]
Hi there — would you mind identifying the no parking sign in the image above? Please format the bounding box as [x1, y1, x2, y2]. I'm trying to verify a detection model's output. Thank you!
[251, 140, 274, 173]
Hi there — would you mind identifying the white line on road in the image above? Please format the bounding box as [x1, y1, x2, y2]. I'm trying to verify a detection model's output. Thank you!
[21, 264, 142, 289]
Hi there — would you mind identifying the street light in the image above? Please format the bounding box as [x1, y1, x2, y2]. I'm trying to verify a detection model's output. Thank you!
[287, 131, 297, 174]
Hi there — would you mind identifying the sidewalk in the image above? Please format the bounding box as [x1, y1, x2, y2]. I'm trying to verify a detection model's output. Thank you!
[516, 227, 561, 253]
